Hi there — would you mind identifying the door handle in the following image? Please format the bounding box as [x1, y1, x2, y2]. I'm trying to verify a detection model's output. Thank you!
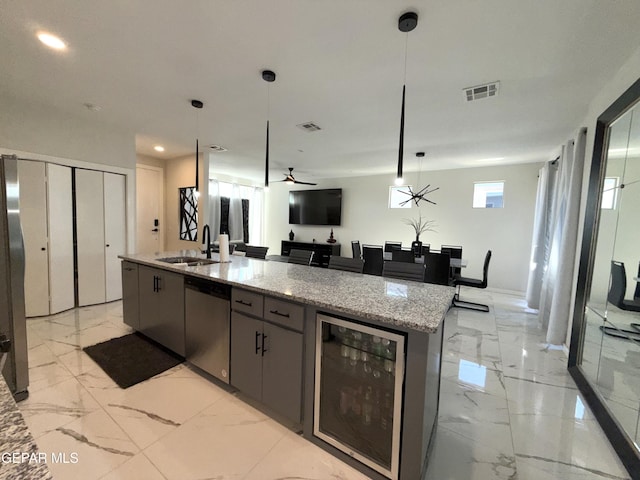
[41, 247, 46, 251]
[261, 334, 268, 356]
[235, 299, 252, 307]
[269, 309, 290, 318]
[153, 276, 158, 292]
[151, 228, 159, 232]
[255, 331, 261, 355]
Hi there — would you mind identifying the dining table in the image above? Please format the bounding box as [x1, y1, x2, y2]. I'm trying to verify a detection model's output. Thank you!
[382, 251, 468, 268]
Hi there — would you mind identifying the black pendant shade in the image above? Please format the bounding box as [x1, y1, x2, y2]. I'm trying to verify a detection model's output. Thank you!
[396, 12, 418, 185]
[191, 99, 203, 194]
[262, 70, 276, 189]
[397, 84, 406, 182]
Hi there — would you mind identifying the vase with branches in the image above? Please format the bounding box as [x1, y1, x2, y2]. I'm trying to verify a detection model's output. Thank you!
[403, 213, 437, 242]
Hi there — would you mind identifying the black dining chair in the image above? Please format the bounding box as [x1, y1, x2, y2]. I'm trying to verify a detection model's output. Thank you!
[383, 261, 425, 282]
[423, 251, 451, 286]
[608, 261, 640, 312]
[351, 240, 362, 260]
[452, 250, 492, 312]
[245, 245, 269, 259]
[328, 256, 364, 273]
[362, 245, 384, 276]
[392, 248, 415, 263]
[288, 249, 314, 266]
[420, 244, 431, 256]
[635, 261, 640, 301]
[384, 241, 402, 253]
[441, 245, 463, 279]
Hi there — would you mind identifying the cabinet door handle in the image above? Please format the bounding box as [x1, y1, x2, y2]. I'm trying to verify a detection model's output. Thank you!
[235, 299, 252, 307]
[156, 276, 161, 292]
[269, 309, 290, 318]
[255, 331, 261, 355]
[261, 334, 268, 356]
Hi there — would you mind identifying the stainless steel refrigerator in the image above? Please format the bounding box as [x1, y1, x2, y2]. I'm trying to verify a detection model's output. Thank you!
[0, 154, 29, 401]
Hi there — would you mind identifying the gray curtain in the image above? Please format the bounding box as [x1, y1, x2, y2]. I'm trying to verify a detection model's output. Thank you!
[526, 128, 587, 344]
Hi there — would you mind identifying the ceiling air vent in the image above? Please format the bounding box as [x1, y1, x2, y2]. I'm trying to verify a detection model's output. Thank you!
[464, 81, 500, 102]
[208, 144, 227, 152]
[296, 122, 322, 132]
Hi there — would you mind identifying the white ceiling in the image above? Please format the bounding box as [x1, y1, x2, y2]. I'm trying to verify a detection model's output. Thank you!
[2, 0, 640, 183]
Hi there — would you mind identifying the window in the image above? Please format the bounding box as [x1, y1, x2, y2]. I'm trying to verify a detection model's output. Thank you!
[389, 186, 413, 209]
[473, 181, 504, 208]
[209, 180, 264, 244]
[601, 177, 619, 209]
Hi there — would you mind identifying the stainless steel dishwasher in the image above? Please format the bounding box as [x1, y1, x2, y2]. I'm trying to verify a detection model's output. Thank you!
[185, 277, 231, 383]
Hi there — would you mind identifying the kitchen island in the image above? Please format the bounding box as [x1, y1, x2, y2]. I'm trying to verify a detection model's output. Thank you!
[120, 251, 454, 480]
[0, 375, 53, 480]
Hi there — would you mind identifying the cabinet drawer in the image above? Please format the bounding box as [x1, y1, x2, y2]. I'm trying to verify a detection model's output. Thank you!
[263, 296, 304, 332]
[231, 288, 264, 317]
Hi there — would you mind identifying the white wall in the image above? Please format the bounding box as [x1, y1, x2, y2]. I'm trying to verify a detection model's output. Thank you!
[164, 152, 209, 252]
[0, 95, 137, 255]
[0, 93, 134, 169]
[566, 44, 640, 345]
[265, 163, 541, 293]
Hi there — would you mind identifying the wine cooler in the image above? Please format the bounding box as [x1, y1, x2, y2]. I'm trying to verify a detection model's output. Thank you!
[314, 314, 406, 479]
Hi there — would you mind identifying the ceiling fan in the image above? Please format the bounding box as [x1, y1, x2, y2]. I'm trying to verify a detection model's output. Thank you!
[277, 167, 317, 185]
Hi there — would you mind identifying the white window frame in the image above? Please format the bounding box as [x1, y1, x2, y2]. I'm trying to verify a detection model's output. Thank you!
[473, 181, 504, 208]
[601, 177, 619, 210]
[389, 186, 413, 209]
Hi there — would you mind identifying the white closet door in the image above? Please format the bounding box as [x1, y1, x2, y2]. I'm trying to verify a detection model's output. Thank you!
[104, 172, 126, 301]
[76, 169, 106, 306]
[18, 160, 50, 317]
[47, 164, 75, 314]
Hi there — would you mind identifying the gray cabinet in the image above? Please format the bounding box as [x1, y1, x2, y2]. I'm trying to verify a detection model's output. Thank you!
[230, 288, 304, 423]
[138, 265, 185, 356]
[121, 261, 139, 330]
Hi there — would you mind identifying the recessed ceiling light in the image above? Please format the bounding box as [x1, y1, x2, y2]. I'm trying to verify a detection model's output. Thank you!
[37, 32, 67, 50]
[154, 145, 165, 152]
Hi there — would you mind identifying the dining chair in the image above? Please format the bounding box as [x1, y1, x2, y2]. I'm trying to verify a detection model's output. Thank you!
[384, 241, 402, 253]
[328, 256, 364, 273]
[362, 245, 384, 276]
[420, 244, 431, 256]
[245, 245, 269, 259]
[382, 261, 425, 282]
[288, 249, 314, 266]
[423, 251, 451, 286]
[608, 261, 640, 312]
[635, 261, 640, 301]
[441, 245, 463, 279]
[351, 240, 362, 260]
[391, 248, 415, 263]
[452, 250, 492, 312]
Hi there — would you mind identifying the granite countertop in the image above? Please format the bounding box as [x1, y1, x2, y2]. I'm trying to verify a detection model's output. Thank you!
[0, 377, 53, 480]
[121, 251, 455, 333]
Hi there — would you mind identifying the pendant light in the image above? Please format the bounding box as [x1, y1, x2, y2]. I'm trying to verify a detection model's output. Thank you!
[262, 69, 276, 189]
[191, 99, 203, 197]
[395, 12, 418, 186]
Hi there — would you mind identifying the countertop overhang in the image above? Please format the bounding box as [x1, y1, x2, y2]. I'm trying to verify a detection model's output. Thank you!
[120, 251, 454, 334]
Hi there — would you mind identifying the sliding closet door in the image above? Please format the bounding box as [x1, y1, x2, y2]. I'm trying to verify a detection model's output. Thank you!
[47, 164, 75, 314]
[18, 161, 50, 317]
[104, 172, 126, 301]
[76, 169, 106, 306]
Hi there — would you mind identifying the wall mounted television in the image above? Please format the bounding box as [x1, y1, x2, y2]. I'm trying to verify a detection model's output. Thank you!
[289, 188, 342, 226]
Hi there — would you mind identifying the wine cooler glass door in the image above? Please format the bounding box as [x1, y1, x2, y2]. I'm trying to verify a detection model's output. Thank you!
[313, 314, 405, 480]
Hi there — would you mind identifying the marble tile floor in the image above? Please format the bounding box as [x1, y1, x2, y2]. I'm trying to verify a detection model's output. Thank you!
[17, 291, 631, 480]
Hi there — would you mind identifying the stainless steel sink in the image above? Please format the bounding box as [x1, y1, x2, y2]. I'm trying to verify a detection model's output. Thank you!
[156, 256, 219, 266]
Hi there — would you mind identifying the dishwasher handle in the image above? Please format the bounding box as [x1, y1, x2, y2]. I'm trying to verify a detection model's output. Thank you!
[185, 277, 231, 299]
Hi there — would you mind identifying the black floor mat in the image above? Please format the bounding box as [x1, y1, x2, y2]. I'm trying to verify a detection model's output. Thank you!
[83, 332, 183, 389]
[599, 325, 640, 342]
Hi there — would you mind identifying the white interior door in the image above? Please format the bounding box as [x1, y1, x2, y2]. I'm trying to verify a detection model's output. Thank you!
[136, 165, 163, 253]
[47, 163, 75, 314]
[104, 172, 126, 302]
[18, 160, 50, 317]
[76, 169, 106, 306]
